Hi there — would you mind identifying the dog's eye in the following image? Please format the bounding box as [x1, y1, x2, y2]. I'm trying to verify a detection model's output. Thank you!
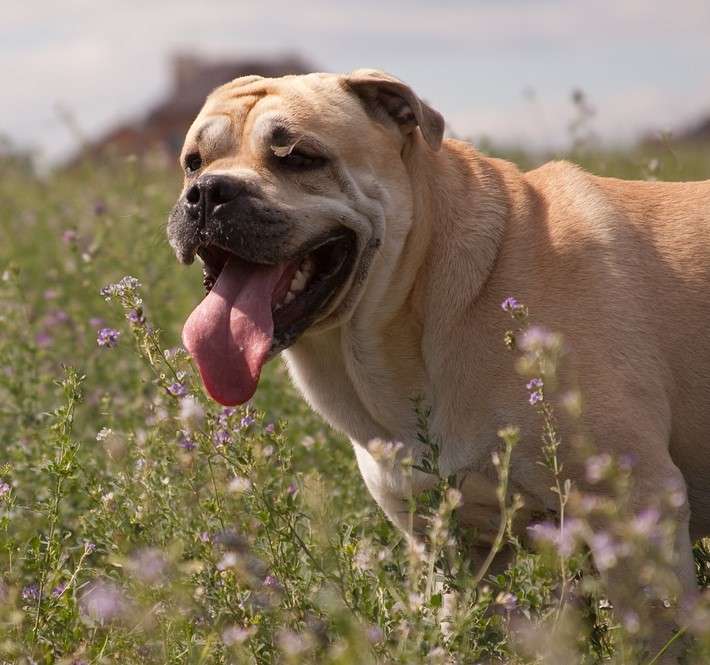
[184, 153, 203, 173]
[272, 145, 327, 171]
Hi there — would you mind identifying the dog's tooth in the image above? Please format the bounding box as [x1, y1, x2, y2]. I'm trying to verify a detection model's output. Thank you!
[290, 270, 307, 293]
[300, 256, 315, 275]
[284, 291, 296, 304]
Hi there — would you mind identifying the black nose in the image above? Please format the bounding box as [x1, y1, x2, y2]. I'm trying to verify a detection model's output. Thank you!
[184, 175, 244, 218]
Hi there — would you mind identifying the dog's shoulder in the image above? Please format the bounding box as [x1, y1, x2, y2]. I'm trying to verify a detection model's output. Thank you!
[523, 159, 604, 206]
[515, 160, 620, 245]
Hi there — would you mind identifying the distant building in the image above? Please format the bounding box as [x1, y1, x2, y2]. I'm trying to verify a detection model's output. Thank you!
[76, 53, 315, 164]
[642, 112, 710, 148]
[673, 115, 710, 143]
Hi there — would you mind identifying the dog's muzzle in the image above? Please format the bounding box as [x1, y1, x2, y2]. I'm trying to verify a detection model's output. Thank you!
[167, 173, 359, 407]
[167, 174, 293, 266]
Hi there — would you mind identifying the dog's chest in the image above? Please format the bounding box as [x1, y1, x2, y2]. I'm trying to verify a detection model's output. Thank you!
[284, 333, 515, 536]
[284, 330, 424, 446]
[284, 330, 438, 521]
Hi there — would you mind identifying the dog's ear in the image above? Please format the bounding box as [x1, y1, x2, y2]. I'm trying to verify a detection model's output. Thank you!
[344, 69, 445, 151]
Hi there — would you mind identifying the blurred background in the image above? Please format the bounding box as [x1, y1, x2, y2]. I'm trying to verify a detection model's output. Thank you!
[3, 0, 710, 171]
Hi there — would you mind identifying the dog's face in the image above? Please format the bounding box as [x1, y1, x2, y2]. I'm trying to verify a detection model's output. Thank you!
[167, 70, 444, 406]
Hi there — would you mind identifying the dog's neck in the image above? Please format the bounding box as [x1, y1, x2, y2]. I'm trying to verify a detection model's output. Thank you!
[284, 138, 513, 449]
[414, 139, 512, 317]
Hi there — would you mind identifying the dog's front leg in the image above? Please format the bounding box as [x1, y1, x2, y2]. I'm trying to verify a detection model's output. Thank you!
[596, 456, 697, 664]
[352, 440, 437, 535]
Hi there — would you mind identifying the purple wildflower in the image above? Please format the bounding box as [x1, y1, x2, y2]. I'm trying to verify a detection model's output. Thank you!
[179, 396, 204, 426]
[528, 521, 559, 543]
[52, 581, 68, 598]
[263, 574, 280, 589]
[127, 309, 144, 325]
[501, 296, 522, 312]
[213, 429, 230, 446]
[217, 552, 238, 571]
[496, 591, 518, 612]
[528, 520, 581, 557]
[518, 325, 557, 352]
[589, 532, 619, 571]
[623, 610, 640, 633]
[228, 476, 251, 493]
[89, 317, 104, 329]
[578, 493, 601, 514]
[217, 407, 235, 429]
[84, 542, 96, 554]
[163, 346, 185, 360]
[561, 390, 582, 416]
[44, 288, 59, 300]
[35, 332, 53, 348]
[22, 583, 40, 601]
[167, 382, 188, 397]
[366, 625, 384, 644]
[240, 415, 255, 429]
[45, 309, 70, 327]
[277, 630, 310, 657]
[178, 431, 196, 451]
[631, 507, 661, 537]
[80, 580, 126, 622]
[0, 481, 10, 497]
[97, 327, 120, 348]
[618, 453, 637, 472]
[199, 531, 210, 543]
[264, 423, 275, 435]
[100, 276, 141, 301]
[526, 377, 544, 405]
[287, 482, 298, 497]
[128, 548, 167, 584]
[222, 625, 257, 645]
[62, 229, 78, 244]
[585, 453, 613, 483]
[93, 200, 107, 216]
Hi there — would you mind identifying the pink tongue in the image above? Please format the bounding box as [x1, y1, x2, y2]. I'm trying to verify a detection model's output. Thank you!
[182, 257, 286, 406]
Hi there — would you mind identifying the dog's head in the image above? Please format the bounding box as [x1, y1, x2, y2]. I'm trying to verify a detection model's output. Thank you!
[167, 70, 444, 406]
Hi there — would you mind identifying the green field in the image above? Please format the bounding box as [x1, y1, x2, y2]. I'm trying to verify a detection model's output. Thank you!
[1, 142, 709, 664]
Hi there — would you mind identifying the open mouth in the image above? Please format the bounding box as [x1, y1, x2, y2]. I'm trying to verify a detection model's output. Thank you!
[182, 231, 356, 406]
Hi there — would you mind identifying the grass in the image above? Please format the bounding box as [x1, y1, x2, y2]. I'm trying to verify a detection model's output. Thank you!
[0, 141, 709, 664]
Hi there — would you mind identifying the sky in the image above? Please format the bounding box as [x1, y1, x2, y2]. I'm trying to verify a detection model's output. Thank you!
[4, 0, 710, 164]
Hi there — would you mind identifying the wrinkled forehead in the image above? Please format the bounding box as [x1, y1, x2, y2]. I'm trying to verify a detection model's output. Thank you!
[181, 74, 373, 161]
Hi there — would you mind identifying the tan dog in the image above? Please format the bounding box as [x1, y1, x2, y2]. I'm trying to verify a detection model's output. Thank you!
[167, 70, 710, 658]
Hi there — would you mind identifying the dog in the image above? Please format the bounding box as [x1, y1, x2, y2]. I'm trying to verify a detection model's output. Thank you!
[167, 70, 710, 659]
